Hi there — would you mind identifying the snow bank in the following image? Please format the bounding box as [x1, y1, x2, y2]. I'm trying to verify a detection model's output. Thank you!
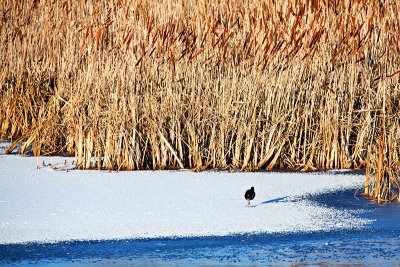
[0, 153, 369, 244]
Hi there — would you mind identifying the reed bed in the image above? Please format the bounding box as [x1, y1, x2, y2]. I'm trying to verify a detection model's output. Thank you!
[1, 0, 400, 201]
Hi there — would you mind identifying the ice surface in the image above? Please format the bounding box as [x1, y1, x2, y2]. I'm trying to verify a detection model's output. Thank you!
[0, 153, 369, 244]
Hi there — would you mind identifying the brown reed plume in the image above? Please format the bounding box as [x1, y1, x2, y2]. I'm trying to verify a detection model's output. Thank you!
[1, 0, 400, 201]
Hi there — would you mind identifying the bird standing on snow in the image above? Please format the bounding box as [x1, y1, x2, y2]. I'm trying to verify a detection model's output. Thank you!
[245, 187, 255, 207]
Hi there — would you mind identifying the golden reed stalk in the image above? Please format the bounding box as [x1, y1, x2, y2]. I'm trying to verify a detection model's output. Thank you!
[1, 0, 400, 202]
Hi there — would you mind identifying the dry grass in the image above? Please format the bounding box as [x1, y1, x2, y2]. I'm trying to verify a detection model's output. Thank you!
[1, 0, 400, 201]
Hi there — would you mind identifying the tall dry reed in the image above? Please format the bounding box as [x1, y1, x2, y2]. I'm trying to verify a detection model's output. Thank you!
[1, 0, 400, 201]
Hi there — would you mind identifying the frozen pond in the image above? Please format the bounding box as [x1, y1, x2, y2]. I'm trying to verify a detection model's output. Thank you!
[1, 189, 400, 266]
[0, 152, 399, 265]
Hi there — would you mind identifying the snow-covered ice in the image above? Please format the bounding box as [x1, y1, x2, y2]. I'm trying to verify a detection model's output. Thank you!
[0, 153, 370, 244]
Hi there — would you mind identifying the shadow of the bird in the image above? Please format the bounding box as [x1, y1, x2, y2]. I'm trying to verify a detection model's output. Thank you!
[252, 196, 288, 207]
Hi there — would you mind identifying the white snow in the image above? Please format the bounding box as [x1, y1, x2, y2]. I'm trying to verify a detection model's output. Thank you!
[0, 151, 370, 244]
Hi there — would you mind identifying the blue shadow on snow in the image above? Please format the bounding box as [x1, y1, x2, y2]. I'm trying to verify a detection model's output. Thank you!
[254, 196, 288, 207]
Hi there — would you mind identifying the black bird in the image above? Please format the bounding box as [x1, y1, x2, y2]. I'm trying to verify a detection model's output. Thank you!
[245, 187, 255, 207]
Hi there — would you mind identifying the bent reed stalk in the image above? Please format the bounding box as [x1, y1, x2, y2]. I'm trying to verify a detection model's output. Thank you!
[1, 0, 400, 202]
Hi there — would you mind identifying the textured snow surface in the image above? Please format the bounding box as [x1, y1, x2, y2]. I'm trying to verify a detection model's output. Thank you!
[0, 153, 369, 244]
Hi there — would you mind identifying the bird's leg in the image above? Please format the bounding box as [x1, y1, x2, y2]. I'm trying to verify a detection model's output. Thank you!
[248, 200, 250, 207]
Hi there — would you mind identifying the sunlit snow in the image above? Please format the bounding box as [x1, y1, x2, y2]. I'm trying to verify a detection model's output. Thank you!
[0, 150, 370, 244]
